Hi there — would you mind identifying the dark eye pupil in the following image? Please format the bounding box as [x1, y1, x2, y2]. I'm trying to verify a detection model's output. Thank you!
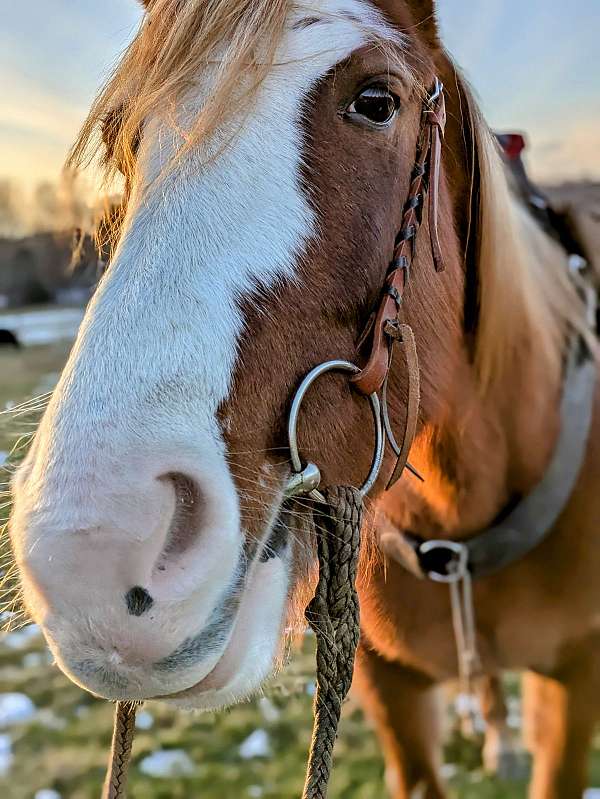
[354, 89, 397, 124]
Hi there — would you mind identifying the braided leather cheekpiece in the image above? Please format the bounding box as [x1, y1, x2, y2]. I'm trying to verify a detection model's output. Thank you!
[302, 486, 363, 799]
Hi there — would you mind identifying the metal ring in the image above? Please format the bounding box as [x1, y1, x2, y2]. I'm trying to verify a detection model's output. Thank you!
[418, 539, 468, 583]
[286, 359, 384, 499]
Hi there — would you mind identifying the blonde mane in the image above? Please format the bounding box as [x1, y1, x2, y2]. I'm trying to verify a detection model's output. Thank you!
[68, 0, 408, 188]
[471, 108, 593, 392]
[68, 0, 293, 184]
[69, 1, 592, 393]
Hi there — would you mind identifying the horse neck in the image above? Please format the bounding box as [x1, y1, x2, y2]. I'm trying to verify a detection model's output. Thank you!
[383, 306, 563, 540]
[383, 210, 564, 541]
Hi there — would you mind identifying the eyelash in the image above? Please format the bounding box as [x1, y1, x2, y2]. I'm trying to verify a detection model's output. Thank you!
[345, 84, 401, 127]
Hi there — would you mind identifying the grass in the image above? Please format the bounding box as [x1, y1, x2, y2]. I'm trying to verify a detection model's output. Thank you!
[0, 631, 532, 799]
[0, 342, 599, 798]
[0, 342, 71, 453]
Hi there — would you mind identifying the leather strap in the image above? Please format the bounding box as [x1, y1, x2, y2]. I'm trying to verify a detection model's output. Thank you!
[428, 115, 445, 271]
[380, 336, 597, 580]
[383, 323, 421, 489]
[352, 81, 446, 398]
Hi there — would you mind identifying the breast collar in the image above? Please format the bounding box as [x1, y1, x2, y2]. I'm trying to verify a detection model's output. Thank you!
[381, 327, 597, 582]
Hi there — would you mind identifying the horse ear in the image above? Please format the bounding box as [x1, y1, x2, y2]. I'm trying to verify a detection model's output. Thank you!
[403, 1, 440, 45]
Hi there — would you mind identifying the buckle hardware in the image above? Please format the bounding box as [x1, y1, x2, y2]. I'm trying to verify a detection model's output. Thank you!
[424, 77, 443, 109]
[418, 539, 468, 583]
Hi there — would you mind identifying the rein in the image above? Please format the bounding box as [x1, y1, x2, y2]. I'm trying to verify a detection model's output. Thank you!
[102, 78, 447, 798]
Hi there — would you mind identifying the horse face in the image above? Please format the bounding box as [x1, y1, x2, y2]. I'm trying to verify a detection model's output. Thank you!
[10, 0, 429, 707]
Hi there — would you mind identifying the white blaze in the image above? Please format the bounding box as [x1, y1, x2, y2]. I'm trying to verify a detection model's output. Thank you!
[11, 0, 402, 708]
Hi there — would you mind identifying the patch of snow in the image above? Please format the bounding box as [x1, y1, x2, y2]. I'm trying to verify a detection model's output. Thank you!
[0, 734, 12, 776]
[305, 682, 316, 697]
[584, 790, 600, 799]
[506, 696, 522, 729]
[0, 693, 36, 726]
[34, 791, 62, 799]
[454, 693, 484, 731]
[440, 763, 458, 779]
[239, 729, 271, 759]
[248, 787, 264, 798]
[37, 710, 66, 730]
[258, 697, 280, 723]
[22, 652, 44, 668]
[507, 710, 521, 729]
[3, 624, 41, 649]
[455, 693, 479, 716]
[135, 710, 154, 730]
[139, 749, 195, 778]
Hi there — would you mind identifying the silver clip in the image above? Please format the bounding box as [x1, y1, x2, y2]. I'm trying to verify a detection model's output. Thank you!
[419, 540, 482, 729]
[425, 77, 443, 108]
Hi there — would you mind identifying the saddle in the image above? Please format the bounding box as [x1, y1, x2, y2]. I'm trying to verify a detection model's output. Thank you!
[497, 131, 600, 321]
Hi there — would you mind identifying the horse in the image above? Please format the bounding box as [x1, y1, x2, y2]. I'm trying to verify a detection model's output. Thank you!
[8, 0, 600, 796]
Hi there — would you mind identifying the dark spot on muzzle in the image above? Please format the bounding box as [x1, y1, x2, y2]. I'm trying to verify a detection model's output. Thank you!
[125, 586, 154, 617]
[154, 568, 246, 673]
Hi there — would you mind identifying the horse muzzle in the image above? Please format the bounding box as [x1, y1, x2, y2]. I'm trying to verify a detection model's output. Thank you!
[10, 442, 291, 707]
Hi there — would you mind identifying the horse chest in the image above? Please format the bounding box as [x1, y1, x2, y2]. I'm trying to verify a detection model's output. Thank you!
[359, 534, 600, 680]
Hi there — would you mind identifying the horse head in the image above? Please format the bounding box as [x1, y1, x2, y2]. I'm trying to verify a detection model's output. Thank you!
[10, 0, 574, 710]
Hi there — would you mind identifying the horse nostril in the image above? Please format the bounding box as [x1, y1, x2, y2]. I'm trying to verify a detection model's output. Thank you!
[157, 472, 203, 561]
[125, 586, 154, 616]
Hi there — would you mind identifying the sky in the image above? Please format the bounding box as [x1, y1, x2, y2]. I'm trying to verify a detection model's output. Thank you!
[1, 0, 599, 194]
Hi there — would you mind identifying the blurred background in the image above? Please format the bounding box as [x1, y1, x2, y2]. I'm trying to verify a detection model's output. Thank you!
[0, 1, 599, 797]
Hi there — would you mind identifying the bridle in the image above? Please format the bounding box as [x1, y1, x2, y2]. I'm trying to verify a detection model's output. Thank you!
[102, 77, 447, 799]
[279, 65, 596, 774]
[284, 76, 447, 501]
[351, 77, 446, 389]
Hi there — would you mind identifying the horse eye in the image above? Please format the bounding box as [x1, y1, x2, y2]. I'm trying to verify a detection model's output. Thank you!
[346, 86, 400, 126]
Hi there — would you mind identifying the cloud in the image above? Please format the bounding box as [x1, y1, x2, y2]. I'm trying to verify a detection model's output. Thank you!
[0, 0, 142, 190]
[0, 66, 89, 191]
[1, 0, 599, 191]
[0, 67, 86, 144]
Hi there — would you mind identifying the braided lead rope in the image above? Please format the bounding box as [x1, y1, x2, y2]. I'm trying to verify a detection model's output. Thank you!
[103, 701, 140, 799]
[101, 487, 363, 799]
[302, 485, 363, 799]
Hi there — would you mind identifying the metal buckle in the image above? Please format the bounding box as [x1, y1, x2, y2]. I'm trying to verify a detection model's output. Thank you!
[418, 539, 468, 583]
[425, 77, 443, 109]
[419, 539, 481, 719]
[284, 360, 384, 501]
